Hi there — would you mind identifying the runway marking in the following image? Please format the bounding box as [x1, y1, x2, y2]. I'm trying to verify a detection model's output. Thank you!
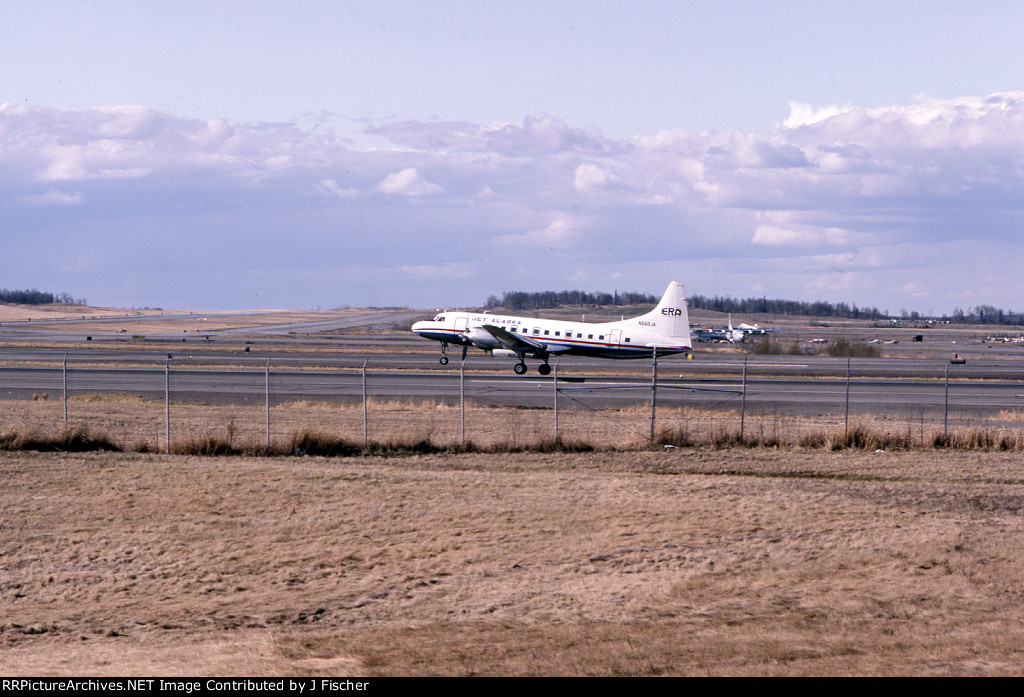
[692, 362, 811, 368]
[472, 379, 642, 387]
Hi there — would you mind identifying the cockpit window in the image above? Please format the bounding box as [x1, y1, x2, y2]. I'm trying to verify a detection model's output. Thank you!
[433, 315, 445, 322]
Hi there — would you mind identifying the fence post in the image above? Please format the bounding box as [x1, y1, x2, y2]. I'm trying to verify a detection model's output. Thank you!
[649, 347, 658, 443]
[845, 357, 851, 434]
[362, 360, 368, 448]
[944, 362, 950, 440]
[740, 354, 747, 441]
[265, 358, 271, 450]
[460, 358, 466, 445]
[553, 360, 559, 444]
[164, 356, 170, 454]
[63, 351, 68, 431]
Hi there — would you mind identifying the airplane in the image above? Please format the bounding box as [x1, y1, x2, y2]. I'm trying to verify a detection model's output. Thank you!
[694, 327, 729, 343]
[411, 281, 692, 375]
[728, 315, 767, 342]
[694, 314, 767, 343]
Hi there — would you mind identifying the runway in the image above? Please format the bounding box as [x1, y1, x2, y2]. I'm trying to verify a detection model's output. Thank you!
[4, 308, 1024, 422]
[3, 351, 1024, 423]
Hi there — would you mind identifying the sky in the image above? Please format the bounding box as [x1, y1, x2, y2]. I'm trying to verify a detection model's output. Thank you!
[3, 1, 1024, 313]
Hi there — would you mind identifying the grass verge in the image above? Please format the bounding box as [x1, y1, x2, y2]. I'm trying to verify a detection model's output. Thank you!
[4, 418, 1024, 456]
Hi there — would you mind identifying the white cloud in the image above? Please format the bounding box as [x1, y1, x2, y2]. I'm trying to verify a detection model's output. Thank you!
[813, 251, 882, 271]
[751, 212, 853, 247]
[14, 189, 84, 206]
[783, 102, 849, 129]
[0, 104, 335, 187]
[574, 163, 621, 193]
[39, 141, 155, 181]
[317, 179, 359, 199]
[495, 213, 583, 250]
[5, 95, 1024, 312]
[376, 168, 443, 196]
[399, 262, 478, 280]
[370, 115, 608, 157]
[751, 224, 810, 246]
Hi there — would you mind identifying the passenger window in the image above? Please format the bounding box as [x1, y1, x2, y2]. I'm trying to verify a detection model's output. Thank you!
[544, 330, 549, 335]
[554, 331, 560, 337]
[588, 334, 593, 339]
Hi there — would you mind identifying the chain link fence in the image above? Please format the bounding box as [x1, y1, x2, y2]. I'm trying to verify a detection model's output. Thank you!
[3, 354, 1023, 452]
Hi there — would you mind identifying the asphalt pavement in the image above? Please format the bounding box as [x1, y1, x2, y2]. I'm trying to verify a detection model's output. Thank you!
[4, 309, 1024, 422]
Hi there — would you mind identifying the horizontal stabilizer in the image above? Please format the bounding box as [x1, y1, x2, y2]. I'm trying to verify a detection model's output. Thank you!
[646, 342, 690, 350]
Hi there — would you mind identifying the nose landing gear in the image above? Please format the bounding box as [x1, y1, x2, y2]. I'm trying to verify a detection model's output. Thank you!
[439, 342, 468, 366]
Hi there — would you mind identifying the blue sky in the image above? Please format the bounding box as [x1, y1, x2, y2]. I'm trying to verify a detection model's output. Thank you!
[4, 1, 1024, 312]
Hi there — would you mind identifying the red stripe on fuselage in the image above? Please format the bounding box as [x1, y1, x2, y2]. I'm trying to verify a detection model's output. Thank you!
[414, 322, 688, 355]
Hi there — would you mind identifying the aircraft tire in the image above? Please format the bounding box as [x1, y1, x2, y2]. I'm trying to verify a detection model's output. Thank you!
[537, 363, 551, 375]
[439, 356, 449, 365]
[514, 362, 527, 375]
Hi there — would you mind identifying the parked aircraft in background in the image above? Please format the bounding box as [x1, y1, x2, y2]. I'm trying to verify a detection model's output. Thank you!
[694, 327, 729, 343]
[729, 316, 768, 342]
[411, 281, 692, 375]
[694, 314, 768, 343]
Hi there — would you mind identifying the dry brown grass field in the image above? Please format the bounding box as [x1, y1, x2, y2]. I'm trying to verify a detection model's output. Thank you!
[5, 393, 1024, 454]
[2, 397, 1024, 676]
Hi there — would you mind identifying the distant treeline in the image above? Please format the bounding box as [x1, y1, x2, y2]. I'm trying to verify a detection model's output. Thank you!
[688, 295, 886, 320]
[949, 305, 1024, 325]
[695, 296, 1024, 325]
[0, 288, 87, 305]
[482, 290, 1024, 325]
[484, 289, 885, 319]
[484, 290, 659, 311]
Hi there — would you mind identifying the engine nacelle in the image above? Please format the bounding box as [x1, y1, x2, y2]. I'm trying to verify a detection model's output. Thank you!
[491, 349, 519, 358]
[465, 327, 500, 349]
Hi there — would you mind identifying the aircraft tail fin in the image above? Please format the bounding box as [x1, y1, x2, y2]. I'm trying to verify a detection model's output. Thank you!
[631, 280, 691, 348]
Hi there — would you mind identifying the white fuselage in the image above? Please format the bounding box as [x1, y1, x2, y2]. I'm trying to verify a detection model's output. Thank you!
[413, 311, 688, 359]
[412, 281, 692, 373]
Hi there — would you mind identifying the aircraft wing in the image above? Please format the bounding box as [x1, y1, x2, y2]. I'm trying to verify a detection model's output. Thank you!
[481, 324, 571, 354]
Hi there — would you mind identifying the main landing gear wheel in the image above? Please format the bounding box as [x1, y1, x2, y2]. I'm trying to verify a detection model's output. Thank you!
[514, 362, 528, 375]
[537, 363, 551, 376]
